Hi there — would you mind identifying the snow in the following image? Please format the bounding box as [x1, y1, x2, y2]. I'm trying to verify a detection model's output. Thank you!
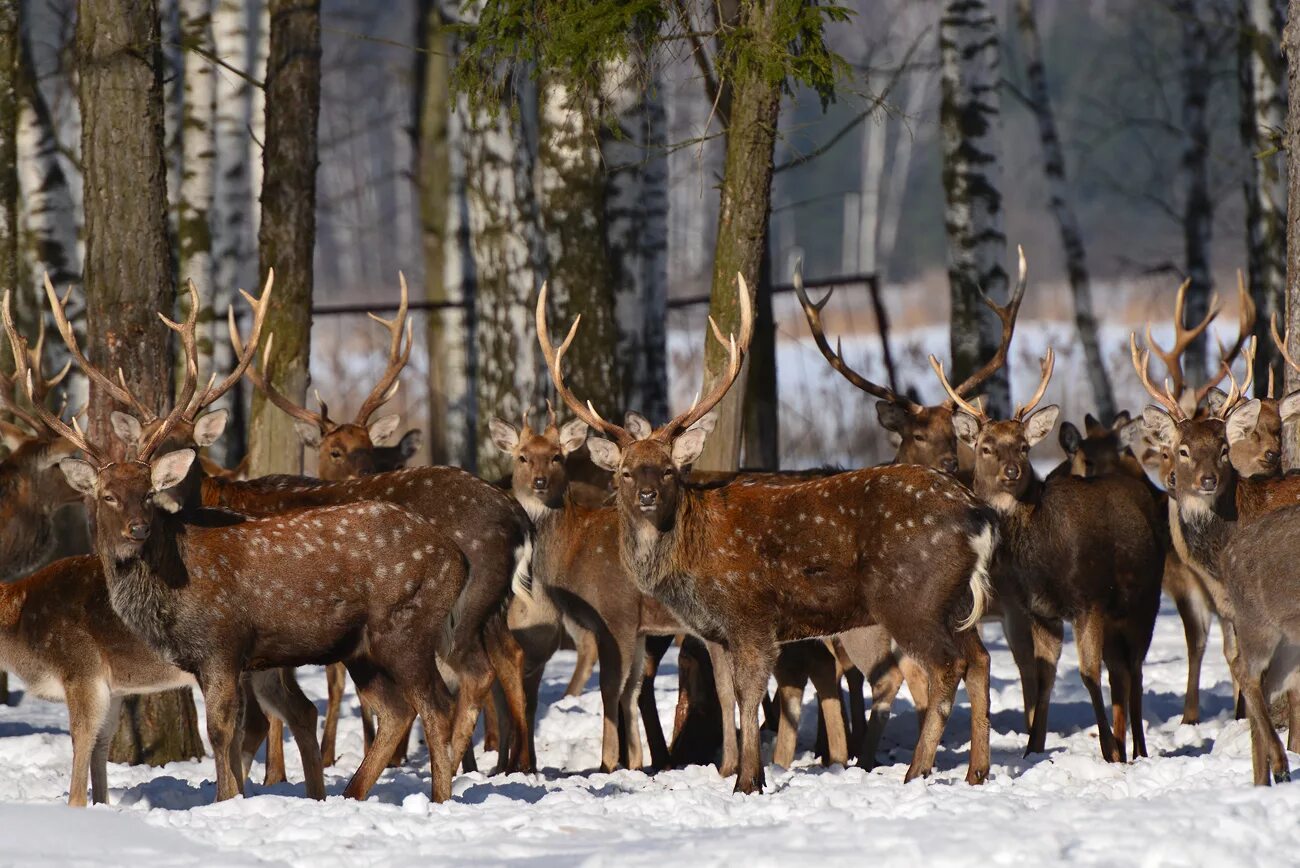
[2, 600, 1298, 867]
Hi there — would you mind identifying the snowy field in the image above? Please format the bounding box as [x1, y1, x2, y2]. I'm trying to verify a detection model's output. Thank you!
[1, 600, 1298, 867]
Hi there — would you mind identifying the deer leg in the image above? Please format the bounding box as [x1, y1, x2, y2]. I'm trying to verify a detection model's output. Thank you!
[412, 669, 456, 803]
[1002, 604, 1038, 733]
[704, 640, 738, 778]
[959, 629, 991, 785]
[1232, 653, 1290, 786]
[639, 638, 671, 769]
[343, 669, 417, 800]
[1024, 617, 1063, 756]
[249, 669, 326, 800]
[809, 648, 848, 767]
[771, 647, 806, 768]
[596, 631, 627, 773]
[263, 716, 286, 786]
[485, 621, 533, 774]
[481, 691, 501, 754]
[200, 670, 244, 802]
[90, 695, 123, 805]
[1286, 685, 1300, 755]
[320, 662, 347, 767]
[618, 637, 647, 771]
[1074, 614, 1122, 763]
[1172, 580, 1211, 725]
[65, 680, 110, 808]
[906, 652, 966, 783]
[842, 663, 866, 761]
[837, 626, 901, 770]
[730, 644, 776, 795]
[1130, 653, 1149, 759]
[1222, 620, 1245, 719]
[565, 624, 599, 698]
[240, 681, 270, 777]
[1103, 641, 1131, 764]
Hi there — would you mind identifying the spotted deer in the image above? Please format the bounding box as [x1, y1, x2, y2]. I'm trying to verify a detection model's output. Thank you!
[933, 348, 1165, 762]
[540, 276, 996, 793]
[8, 287, 475, 804]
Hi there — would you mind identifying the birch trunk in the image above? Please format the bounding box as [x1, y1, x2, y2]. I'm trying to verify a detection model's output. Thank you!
[249, 0, 319, 477]
[939, 0, 1010, 417]
[161, 0, 182, 232]
[177, 0, 218, 398]
[538, 77, 619, 421]
[1177, 0, 1215, 387]
[78, 0, 204, 766]
[1015, 0, 1114, 420]
[0, 0, 16, 371]
[250, 0, 268, 238]
[877, 72, 930, 270]
[1282, 0, 1300, 465]
[1240, 0, 1287, 392]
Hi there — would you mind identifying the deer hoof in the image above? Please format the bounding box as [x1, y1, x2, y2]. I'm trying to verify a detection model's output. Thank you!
[1274, 770, 1292, 785]
[966, 767, 989, 786]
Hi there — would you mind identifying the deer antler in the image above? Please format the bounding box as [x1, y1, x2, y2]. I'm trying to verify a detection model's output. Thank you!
[949, 245, 1029, 399]
[793, 259, 920, 411]
[1270, 312, 1300, 390]
[1130, 332, 1187, 422]
[1145, 279, 1221, 400]
[655, 274, 755, 441]
[537, 282, 633, 445]
[1193, 271, 1256, 406]
[2, 290, 105, 465]
[1013, 349, 1055, 420]
[928, 355, 988, 423]
[354, 272, 414, 426]
[137, 281, 203, 460]
[184, 269, 274, 420]
[0, 299, 71, 435]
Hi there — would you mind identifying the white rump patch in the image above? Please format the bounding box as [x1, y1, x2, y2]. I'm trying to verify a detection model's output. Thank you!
[959, 523, 996, 632]
[511, 535, 536, 599]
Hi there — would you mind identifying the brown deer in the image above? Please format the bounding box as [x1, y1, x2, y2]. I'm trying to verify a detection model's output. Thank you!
[539, 276, 996, 793]
[932, 348, 1165, 763]
[8, 287, 471, 804]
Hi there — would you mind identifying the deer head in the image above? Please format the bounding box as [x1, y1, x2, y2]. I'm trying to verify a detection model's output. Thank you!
[490, 402, 588, 514]
[795, 249, 1026, 475]
[538, 274, 754, 533]
[1058, 412, 1132, 479]
[930, 348, 1058, 512]
[235, 273, 421, 480]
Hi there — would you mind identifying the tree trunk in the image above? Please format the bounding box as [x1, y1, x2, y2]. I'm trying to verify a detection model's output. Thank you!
[1240, 0, 1288, 394]
[1015, 0, 1114, 420]
[0, 0, 17, 378]
[415, 0, 472, 467]
[77, 0, 203, 766]
[603, 41, 669, 422]
[209, 0, 256, 464]
[939, 0, 1010, 418]
[1177, 0, 1215, 388]
[177, 0, 217, 395]
[1282, 0, 1300, 465]
[250, 0, 268, 238]
[742, 239, 779, 469]
[465, 78, 544, 479]
[694, 1, 783, 473]
[161, 0, 182, 233]
[248, 0, 319, 477]
[537, 76, 619, 421]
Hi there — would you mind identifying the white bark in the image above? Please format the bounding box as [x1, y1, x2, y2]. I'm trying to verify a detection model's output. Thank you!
[878, 73, 930, 270]
[161, 0, 183, 228]
[856, 98, 887, 276]
[250, 0, 268, 238]
[939, 0, 1010, 416]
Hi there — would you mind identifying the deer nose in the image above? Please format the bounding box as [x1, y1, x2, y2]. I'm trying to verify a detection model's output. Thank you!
[939, 456, 959, 475]
[638, 489, 657, 507]
[1199, 473, 1218, 491]
[126, 522, 149, 541]
[1002, 464, 1020, 481]
[532, 476, 548, 492]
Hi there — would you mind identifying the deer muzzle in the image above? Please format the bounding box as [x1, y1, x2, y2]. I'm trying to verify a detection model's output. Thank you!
[126, 522, 150, 541]
[532, 476, 548, 493]
[638, 489, 657, 509]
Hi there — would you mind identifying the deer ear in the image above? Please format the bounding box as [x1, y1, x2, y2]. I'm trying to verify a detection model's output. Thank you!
[1058, 421, 1082, 455]
[876, 400, 910, 434]
[586, 437, 621, 472]
[396, 429, 422, 460]
[294, 421, 323, 448]
[689, 411, 719, 435]
[952, 411, 981, 448]
[192, 409, 229, 447]
[558, 418, 589, 455]
[1225, 399, 1262, 446]
[624, 412, 653, 440]
[1111, 410, 1131, 431]
[1142, 406, 1178, 446]
[1023, 405, 1059, 447]
[489, 417, 520, 454]
[150, 449, 195, 494]
[110, 411, 144, 449]
[0, 421, 28, 452]
[1279, 391, 1300, 423]
[59, 458, 98, 496]
[1202, 388, 1228, 417]
[1116, 417, 1141, 452]
[1082, 413, 1103, 437]
[367, 413, 402, 446]
[671, 427, 709, 468]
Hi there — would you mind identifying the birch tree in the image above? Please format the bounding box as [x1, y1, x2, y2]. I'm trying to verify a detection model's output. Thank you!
[939, 0, 1010, 418]
[1282, 0, 1300, 464]
[1015, 0, 1115, 420]
[1239, 0, 1287, 388]
[78, 0, 204, 766]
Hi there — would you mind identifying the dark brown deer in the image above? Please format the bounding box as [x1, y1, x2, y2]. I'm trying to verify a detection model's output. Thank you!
[932, 348, 1165, 763]
[8, 287, 470, 804]
[540, 276, 996, 793]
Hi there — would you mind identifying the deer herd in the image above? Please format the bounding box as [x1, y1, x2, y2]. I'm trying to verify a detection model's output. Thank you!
[0, 249, 1298, 810]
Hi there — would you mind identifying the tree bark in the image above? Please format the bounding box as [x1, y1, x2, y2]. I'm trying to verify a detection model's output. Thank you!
[1282, 0, 1300, 465]
[1015, 0, 1114, 420]
[940, 0, 1010, 418]
[1240, 0, 1288, 394]
[1176, 0, 1215, 387]
[694, 0, 783, 472]
[248, 0, 319, 477]
[77, 0, 203, 766]
[0, 0, 16, 344]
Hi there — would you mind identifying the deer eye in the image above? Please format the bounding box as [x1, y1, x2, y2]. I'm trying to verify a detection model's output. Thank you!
[330, 449, 344, 460]
[913, 434, 926, 443]
[516, 454, 526, 463]
[662, 469, 673, 480]
[102, 494, 117, 505]
[980, 446, 992, 456]
[1178, 446, 1191, 459]
[621, 470, 631, 481]
[1020, 444, 1029, 455]
[551, 455, 563, 465]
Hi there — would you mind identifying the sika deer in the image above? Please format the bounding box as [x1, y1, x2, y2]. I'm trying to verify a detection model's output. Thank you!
[7, 291, 469, 804]
[932, 349, 1165, 762]
[540, 276, 997, 793]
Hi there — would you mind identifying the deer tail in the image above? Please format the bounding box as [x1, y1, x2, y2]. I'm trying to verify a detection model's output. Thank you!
[958, 517, 996, 633]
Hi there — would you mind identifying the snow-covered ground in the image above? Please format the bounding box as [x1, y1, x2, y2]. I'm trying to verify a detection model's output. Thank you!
[1, 600, 1297, 867]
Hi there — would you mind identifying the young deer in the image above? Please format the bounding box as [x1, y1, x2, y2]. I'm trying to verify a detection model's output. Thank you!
[933, 349, 1165, 763]
[540, 276, 997, 793]
[8, 289, 470, 804]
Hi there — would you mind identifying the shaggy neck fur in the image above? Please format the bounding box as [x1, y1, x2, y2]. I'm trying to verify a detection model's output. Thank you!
[1174, 479, 1237, 590]
[96, 511, 194, 665]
